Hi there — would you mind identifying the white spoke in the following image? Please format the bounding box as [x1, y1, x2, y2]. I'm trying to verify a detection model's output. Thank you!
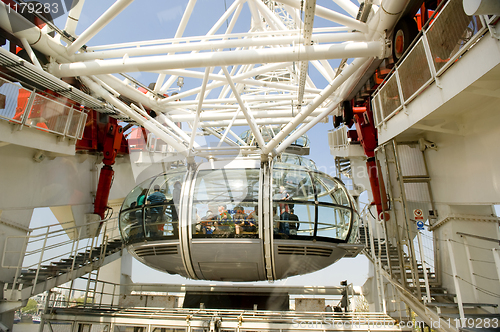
[66, 0, 135, 55]
[2, 0, 398, 160]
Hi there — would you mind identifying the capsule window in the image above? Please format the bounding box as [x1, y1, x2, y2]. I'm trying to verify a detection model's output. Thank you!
[192, 169, 259, 238]
[273, 169, 315, 238]
[121, 178, 154, 210]
[316, 206, 352, 240]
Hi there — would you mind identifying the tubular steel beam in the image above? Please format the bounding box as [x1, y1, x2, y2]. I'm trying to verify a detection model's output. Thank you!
[51, 42, 384, 77]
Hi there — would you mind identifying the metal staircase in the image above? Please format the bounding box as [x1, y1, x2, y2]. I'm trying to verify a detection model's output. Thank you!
[358, 141, 499, 331]
[360, 226, 446, 300]
[3, 218, 123, 303]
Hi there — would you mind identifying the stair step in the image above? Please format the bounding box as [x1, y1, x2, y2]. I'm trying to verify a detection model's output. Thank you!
[426, 302, 498, 308]
[52, 261, 73, 267]
[429, 293, 456, 297]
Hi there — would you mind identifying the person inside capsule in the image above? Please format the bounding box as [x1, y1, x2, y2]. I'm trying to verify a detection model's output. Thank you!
[120, 154, 358, 244]
[215, 204, 234, 236]
[146, 184, 166, 238]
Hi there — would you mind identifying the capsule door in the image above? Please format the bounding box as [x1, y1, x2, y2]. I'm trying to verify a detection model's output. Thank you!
[185, 160, 267, 281]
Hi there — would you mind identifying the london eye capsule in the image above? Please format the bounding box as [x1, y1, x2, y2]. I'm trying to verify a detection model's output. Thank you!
[119, 153, 360, 281]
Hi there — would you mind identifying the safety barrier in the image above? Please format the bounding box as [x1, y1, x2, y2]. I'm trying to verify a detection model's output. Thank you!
[1, 216, 121, 297]
[0, 77, 87, 139]
[328, 125, 349, 151]
[445, 233, 500, 321]
[372, 0, 489, 128]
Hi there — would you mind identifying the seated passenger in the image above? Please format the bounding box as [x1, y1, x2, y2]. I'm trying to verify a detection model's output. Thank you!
[215, 204, 233, 235]
[235, 206, 256, 235]
[201, 209, 216, 234]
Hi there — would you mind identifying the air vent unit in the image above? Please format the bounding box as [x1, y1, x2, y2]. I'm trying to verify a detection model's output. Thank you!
[134, 244, 178, 257]
[278, 245, 332, 257]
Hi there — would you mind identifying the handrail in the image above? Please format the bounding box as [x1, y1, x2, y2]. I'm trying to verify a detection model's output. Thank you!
[2, 216, 122, 296]
[3, 217, 117, 268]
[0, 77, 87, 140]
[456, 232, 500, 244]
[328, 125, 349, 150]
[372, 0, 488, 128]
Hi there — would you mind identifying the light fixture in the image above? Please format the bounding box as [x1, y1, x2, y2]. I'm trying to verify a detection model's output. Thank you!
[177, 76, 184, 88]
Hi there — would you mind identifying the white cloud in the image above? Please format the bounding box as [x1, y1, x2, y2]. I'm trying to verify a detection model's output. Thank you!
[157, 5, 185, 24]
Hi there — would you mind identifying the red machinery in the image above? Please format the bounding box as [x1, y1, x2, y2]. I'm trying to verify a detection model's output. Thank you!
[341, 100, 389, 220]
[77, 113, 129, 219]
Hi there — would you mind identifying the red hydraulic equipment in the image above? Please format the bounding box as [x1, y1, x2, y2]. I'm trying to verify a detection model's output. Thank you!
[92, 117, 125, 219]
[343, 100, 389, 220]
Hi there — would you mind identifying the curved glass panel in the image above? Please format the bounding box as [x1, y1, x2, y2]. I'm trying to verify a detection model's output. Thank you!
[275, 153, 317, 170]
[272, 168, 315, 238]
[119, 207, 144, 241]
[118, 169, 186, 243]
[348, 212, 360, 243]
[273, 201, 315, 238]
[238, 128, 310, 149]
[119, 177, 154, 243]
[192, 169, 260, 238]
[121, 177, 155, 210]
[332, 183, 350, 207]
[272, 164, 355, 241]
[280, 153, 300, 166]
[316, 206, 352, 240]
[300, 157, 316, 169]
[144, 170, 186, 240]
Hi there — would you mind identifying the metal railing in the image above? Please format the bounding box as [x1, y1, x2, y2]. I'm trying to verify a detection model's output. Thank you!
[2, 215, 121, 296]
[445, 233, 500, 321]
[41, 308, 409, 332]
[328, 125, 349, 151]
[372, 0, 488, 128]
[0, 77, 87, 139]
[42, 277, 121, 310]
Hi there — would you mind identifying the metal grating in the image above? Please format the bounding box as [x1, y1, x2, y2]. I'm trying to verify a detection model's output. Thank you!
[404, 182, 431, 203]
[66, 109, 83, 138]
[396, 144, 427, 177]
[328, 125, 348, 150]
[0, 77, 31, 122]
[278, 245, 333, 257]
[371, 95, 382, 126]
[377, 74, 401, 120]
[426, 0, 483, 73]
[398, 39, 432, 102]
[43, 322, 72, 332]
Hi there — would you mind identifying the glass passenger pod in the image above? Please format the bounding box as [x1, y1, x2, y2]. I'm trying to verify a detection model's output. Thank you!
[118, 156, 359, 281]
[239, 127, 311, 155]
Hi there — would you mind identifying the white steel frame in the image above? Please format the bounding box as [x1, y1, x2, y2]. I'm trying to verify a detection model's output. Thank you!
[0, 0, 410, 160]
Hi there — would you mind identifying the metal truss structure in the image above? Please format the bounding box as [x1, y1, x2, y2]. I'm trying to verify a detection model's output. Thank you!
[0, 0, 406, 161]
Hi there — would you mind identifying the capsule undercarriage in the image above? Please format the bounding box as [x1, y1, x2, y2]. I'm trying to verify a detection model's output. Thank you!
[119, 156, 360, 281]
